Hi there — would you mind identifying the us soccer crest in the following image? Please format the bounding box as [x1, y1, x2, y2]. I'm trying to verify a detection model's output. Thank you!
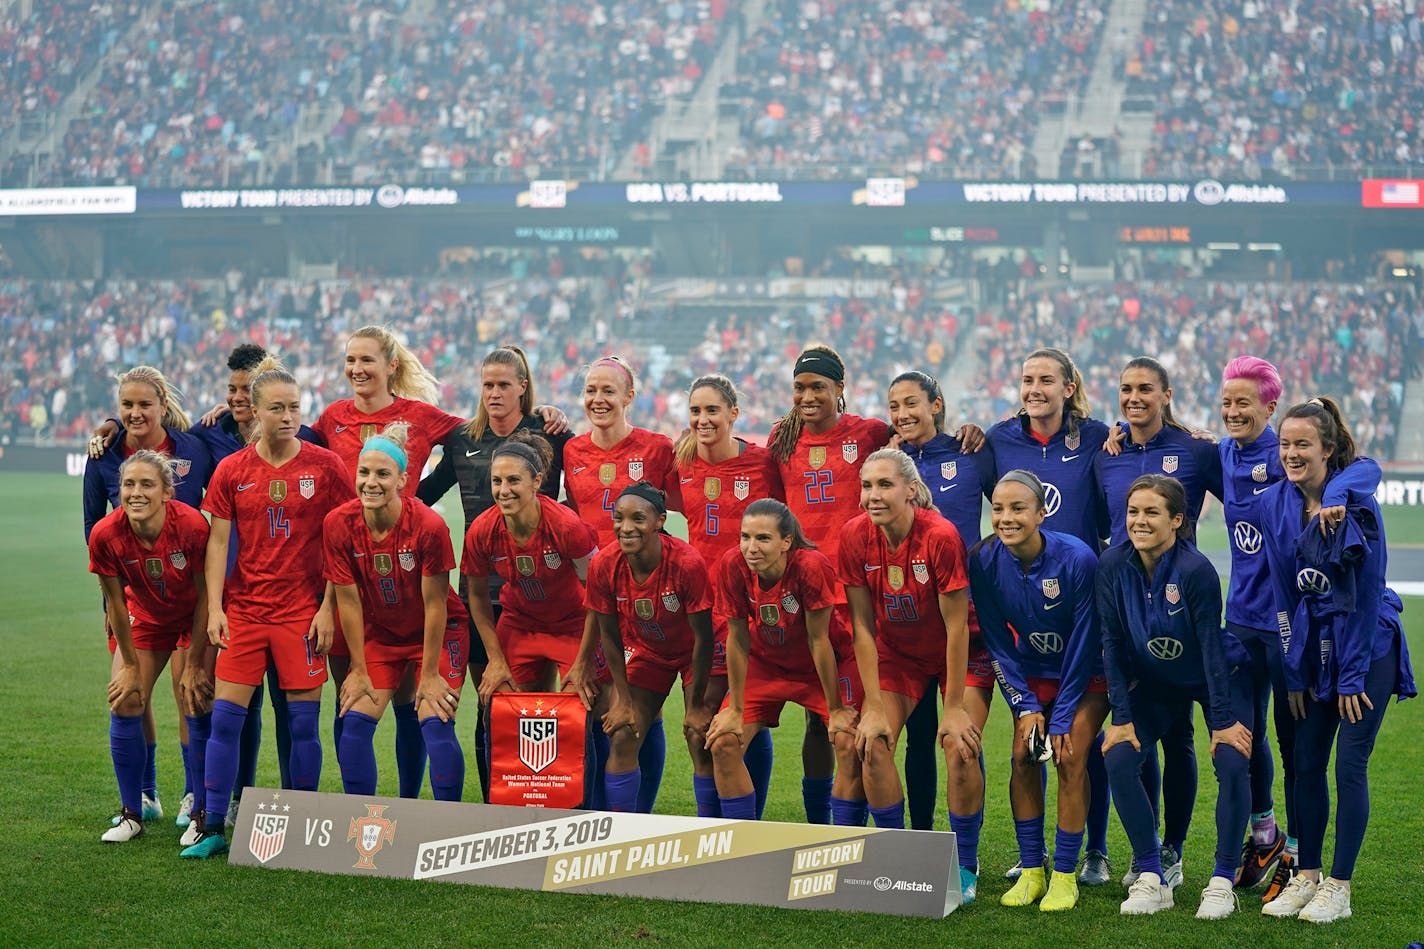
[759, 603, 781, 626]
[599, 463, 616, 486]
[635, 598, 655, 620]
[1162, 455, 1179, 474]
[299, 475, 315, 499]
[704, 477, 721, 500]
[347, 804, 396, 870]
[888, 565, 905, 590]
[781, 593, 801, 615]
[808, 446, 827, 470]
[269, 480, 287, 503]
[374, 554, 393, 576]
[629, 457, 644, 481]
[912, 561, 929, 584]
[1165, 583, 1181, 605]
[734, 476, 750, 500]
[168, 551, 187, 570]
[173, 458, 191, 478]
[1065, 432, 1081, 451]
[518, 700, 559, 774]
[1043, 578, 1060, 599]
[661, 592, 681, 612]
[941, 461, 957, 482]
[360, 423, 377, 442]
[516, 555, 536, 577]
[248, 805, 288, 865]
[842, 441, 859, 464]
[145, 557, 163, 579]
[544, 550, 562, 570]
[1252, 463, 1268, 483]
[398, 551, 415, 572]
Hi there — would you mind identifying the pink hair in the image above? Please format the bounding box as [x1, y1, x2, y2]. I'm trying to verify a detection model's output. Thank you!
[1222, 356, 1282, 404]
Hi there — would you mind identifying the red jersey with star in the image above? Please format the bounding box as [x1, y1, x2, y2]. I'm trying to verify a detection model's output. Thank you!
[462, 494, 598, 635]
[838, 507, 970, 669]
[323, 496, 467, 645]
[313, 397, 464, 490]
[88, 500, 210, 631]
[773, 413, 890, 600]
[678, 441, 785, 568]
[585, 534, 712, 660]
[203, 442, 353, 624]
[714, 547, 851, 677]
[564, 427, 679, 548]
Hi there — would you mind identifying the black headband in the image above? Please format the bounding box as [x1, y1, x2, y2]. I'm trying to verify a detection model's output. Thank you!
[493, 441, 541, 473]
[618, 480, 667, 515]
[794, 349, 844, 383]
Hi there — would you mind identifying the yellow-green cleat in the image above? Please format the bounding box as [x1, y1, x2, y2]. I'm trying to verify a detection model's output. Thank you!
[1001, 865, 1047, 906]
[1040, 870, 1080, 911]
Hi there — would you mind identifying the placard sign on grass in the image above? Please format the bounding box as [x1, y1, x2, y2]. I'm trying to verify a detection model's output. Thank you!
[231, 789, 961, 917]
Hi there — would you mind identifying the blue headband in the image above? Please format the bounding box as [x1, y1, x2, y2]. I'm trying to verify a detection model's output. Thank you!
[363, 436, 407, 472]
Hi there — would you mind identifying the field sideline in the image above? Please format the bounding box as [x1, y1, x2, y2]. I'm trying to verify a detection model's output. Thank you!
[2, 472, 1421, 947]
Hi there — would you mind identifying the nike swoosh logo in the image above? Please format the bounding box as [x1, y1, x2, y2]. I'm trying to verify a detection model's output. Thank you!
[334, 425, 347, 432]
[573, 466, 586, 474]
[352, 552, 364, 558]
[236, 483, 256, 491]
[466, 449, 482, 457]
[1061, 454, 1080, 462]
[938, 484, 957, 492]
[1168, 607, 1184, 616]
[680, 477, 695, 484]
[1253, 486, 1270, 495]
[864, 564, 881, 572]
[123, 559, 139, 565]
[1044, 602, 1061, 611]
[616, 597, 628, 602]
[491, 555, 507, 562]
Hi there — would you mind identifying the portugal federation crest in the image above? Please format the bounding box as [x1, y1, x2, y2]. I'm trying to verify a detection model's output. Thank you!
[347, 804, 396, 870]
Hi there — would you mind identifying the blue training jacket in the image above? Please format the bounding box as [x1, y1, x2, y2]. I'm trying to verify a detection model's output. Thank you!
[1095, 423, 1222, 547]
[1221, 428, 1381, 632]
[968, 530, 1102, 734]
[902, 432, 996, 546]
[82, 427, 213, 540]
[1096, 538, 1242, 730]
[986, 413, 1111, 552]
[191, 415, 323, 464]
[1259, 471, 1416, 701]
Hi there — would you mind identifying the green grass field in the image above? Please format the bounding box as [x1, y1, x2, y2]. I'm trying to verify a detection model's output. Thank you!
[2, 472, 1421, 947]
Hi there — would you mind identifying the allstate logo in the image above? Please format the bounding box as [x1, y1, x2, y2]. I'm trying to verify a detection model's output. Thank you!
[1193, 179, 1226, 206]
[1042, 482, 1062, 518]
[873, 876, 892, 891]
[1028, 631, 1064, 654]
[1233, 522, 1262, 555]
[1147, 637, 1184, 660]
[376, 184, 405, 209]
[1297, 568, 1331, 595]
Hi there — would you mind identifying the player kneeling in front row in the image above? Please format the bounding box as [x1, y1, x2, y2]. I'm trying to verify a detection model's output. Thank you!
[325, 424, 469, 801]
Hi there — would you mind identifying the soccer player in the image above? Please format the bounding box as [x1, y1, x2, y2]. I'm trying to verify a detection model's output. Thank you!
[672, 374, 781, 818]
[324, 423, 470, 801]
[182, 358, 352, 858]
[1258, 399, 1415, 924]
[839, 449, 978, 901]
[767, 344, 889, 825]
[969, 470, 1106, 911]
[985, 348, 1114, 885]
[887, 369, 994, 832]
[83, 366, 211, 828]
[705, 500, 864, 823]
[1216, 358, 1381, 900]
[315, 326, 466, 801]
[586, 482, 715, 813]
[1096, 356, 1223, 891]
[563, 355, 679, 810]
[418, 345, 571, 801]
[1097, 475, 1252, 918]
[88, 451, 210, 843]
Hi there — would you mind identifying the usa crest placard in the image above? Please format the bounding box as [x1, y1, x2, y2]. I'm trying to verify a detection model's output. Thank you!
[489, 693, 586, 809]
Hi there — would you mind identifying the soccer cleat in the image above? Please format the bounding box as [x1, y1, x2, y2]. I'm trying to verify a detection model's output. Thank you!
[959, 866, 978, 906]
[1260, 852, 1297, 904]
[175, 792, 195, 829]
[1195, 876, 1239, 919]
[1235, 832, 1284, 889]
[1121, 855, 1141, 887]
[224, 799, 239, 831]
[1120, 871, 1174, 915]
[1040, 871, 1080, 912]
[1078, 849, 1111, 886]
[1298, 879, 1352, 924]
[101, 809, 144, 843]
[1001, 866, 1047, 906]
[1004, 850, 1049, 881]
[1160, 845, 1183, 890]
[141, 793, 163, 822]
[179, 831, 229, 860]
[179, 810, 205, 847]
[1261, 874, 1318, 918]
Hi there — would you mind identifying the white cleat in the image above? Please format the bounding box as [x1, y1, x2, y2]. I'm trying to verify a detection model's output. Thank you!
[1120, 871, 1174, 915]
[1261, 874, 1319, 918]
[175, 792, 195, 828]
[101, 811, 144, 843]
[1298, 879, 1352, 924]
[1195, 875, 1239, 919]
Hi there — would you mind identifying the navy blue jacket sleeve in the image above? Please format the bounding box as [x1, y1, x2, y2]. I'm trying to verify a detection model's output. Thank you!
[1334, 508, 1386, 697]
[1096, 555, 1136, 725]
[82, 453, 114, 541]
[972, 440, 997, 504]
[1321, 457, 1382, 508]
[1196, 436, 1224, 502]
[969, 551, 1040, 717]
[1185, 553, 1231, 729]
[1050, 548, 1100, 735]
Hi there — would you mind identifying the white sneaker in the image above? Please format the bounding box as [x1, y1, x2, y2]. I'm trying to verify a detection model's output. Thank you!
[175, 792, 195, 828]
[1195, 875, 1239, 919]
[1298, 879, 1352, 924]
[1121, 855, 1141, 887]
[101, 812, 144, 843]
[141, 793, 163, 822]
[1120, 871, 1174, 915]
[1160, 845, 1183, 890]
[179, 819, 204, 847]
[1261, 874, 1318, 918]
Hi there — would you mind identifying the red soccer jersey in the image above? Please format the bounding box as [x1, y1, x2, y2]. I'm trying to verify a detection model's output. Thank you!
[323, 496, 465, 646]
[585, 535, 712, 661]
[203, 442, 353, 625]
[88, 500, 210, 631]
[678, 441, 785, 568]
[838, 507, 969, 669]
[313, 397, 464, 491]
[714, 546, 851, 677]
[462, 494, 598, 635]
[774, 413, 890, 600]
[564, 427, 679, 549]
